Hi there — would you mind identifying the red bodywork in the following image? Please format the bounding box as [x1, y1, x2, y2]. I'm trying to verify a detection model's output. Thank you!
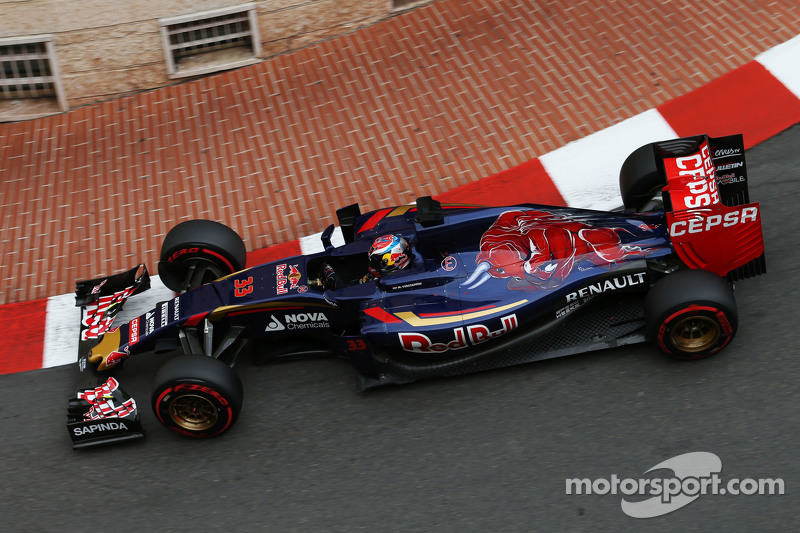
[475, 210, 651, 291]
[662, 136, 764, 276]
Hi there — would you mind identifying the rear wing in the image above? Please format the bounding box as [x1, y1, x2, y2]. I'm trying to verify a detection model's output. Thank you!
[655, 134, 750, 211]
[653, 134, 766, 280]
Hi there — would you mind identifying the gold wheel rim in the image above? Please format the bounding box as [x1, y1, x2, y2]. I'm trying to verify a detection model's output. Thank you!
[168, 394, 218, 431]
[670, 315, 720, 353]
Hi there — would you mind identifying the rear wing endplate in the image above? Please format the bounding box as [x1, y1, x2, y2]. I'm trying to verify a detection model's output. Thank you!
[654, 134, 766, 280]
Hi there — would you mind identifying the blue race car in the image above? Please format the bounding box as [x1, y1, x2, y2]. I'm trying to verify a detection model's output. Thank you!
[67, 133, 765, 448]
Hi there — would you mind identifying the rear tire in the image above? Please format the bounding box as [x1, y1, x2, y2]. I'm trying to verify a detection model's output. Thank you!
[646, 270, 738, 359]
[158, 220, 246, 292]
[619, 143, 664, 211]
[152, 355, 244, 438]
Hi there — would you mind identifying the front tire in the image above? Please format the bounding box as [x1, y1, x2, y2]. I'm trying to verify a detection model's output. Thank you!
[158, 219, 247, 293]
[646, 269, 738, 359]
[152, 355, 244, 438]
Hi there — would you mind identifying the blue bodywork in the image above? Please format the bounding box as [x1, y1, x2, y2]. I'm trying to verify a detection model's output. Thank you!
[96, 201, 672, 388]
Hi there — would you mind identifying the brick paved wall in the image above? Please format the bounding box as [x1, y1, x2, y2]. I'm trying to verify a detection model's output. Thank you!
[0, 0, 430, 115]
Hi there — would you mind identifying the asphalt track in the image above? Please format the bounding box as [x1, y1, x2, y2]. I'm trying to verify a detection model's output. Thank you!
[1, 126, 798, 531]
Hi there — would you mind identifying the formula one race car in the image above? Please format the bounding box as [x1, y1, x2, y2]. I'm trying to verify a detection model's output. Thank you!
[67, 133, 765, 448]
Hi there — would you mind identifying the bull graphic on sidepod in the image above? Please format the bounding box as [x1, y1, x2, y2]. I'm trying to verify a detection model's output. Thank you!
[463, 210, 653, 291]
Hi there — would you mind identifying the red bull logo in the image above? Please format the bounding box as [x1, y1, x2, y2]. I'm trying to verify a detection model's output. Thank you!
[399, 315, 518, 353]
[276, 264, 288, 294]
[288, 265, 302, 289]
[464, 210, 651, 292]
[277, 264, 304, 294]
[105, 348, 130, 369]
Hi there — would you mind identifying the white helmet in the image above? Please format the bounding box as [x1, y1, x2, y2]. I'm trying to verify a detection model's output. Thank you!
[368, 234, 411, 276]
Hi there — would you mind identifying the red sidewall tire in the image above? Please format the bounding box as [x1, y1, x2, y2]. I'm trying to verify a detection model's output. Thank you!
[160, 220, 246, 269]
[158, 220, 247, 292]
[152, 356, 243, 438]
[646, 270, 738, 359]
[654, 304, 736, 359]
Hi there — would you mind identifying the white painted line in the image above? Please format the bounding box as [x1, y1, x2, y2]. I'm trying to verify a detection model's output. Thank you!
[42, 293, 81, 369]
[757, 34, 800, 100]
[540, 109, 677, 211]
[299, 226, 345, 255]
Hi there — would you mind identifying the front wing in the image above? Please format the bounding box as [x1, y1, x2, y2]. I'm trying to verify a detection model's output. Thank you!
[68, 265, 150, 448]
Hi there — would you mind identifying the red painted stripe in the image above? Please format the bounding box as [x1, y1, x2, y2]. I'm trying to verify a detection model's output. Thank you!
[364, 307, 402, 324]
[357, 208, 393, 233]
[184, 312, 208, 327]
[245, 240, 302, 267]
[0, 298, 47, 374]
[436, 158, 566, 207]
[658, 61, 800, 149]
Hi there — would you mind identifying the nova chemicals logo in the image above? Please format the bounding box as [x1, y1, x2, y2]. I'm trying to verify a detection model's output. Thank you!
[566, 452, 784, 518]
[265, 315, 285, 332]
[284, 312, 329, 329]
[265, 313, 328, 332]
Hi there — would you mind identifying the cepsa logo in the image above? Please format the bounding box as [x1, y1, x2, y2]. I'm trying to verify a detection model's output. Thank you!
[670, 206, 759, 236]
[664, 140, 720, 209]
[399, 314, 518, 353]
[129, 317, 140, 345]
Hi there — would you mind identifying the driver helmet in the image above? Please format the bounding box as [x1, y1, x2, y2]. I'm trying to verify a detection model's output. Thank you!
[368, 234, 411, 276]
